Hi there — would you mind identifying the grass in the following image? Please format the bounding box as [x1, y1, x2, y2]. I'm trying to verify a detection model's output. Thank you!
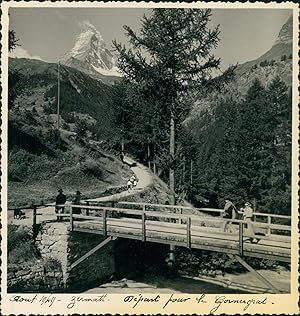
[8, 224, 41, 264]
[8, 139, 132, 208]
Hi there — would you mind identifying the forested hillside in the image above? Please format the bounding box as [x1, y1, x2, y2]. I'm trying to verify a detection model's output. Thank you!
[182, 78, 292, 214]
[110, 12, 293, 215]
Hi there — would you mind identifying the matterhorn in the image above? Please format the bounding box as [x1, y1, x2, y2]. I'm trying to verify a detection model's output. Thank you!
[61, 21, 121, 83]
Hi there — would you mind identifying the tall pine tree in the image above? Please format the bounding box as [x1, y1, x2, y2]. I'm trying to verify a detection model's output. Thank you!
[113, 9, 233, 204]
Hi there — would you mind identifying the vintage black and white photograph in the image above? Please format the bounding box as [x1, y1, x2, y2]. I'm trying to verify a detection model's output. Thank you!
[1, 2, 299, 315]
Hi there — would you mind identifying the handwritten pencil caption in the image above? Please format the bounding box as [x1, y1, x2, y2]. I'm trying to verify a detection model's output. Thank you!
[9, 293, 272, 313]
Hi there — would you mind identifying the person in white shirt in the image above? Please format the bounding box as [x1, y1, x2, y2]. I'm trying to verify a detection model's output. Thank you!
[239, 202, 257, 243]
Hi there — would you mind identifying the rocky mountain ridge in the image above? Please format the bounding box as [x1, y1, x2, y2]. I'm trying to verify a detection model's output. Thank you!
[61, 21, 121, 84]
[190, 15, 293, 118]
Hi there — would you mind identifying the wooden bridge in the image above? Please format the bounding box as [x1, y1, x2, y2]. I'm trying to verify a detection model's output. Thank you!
[67, 201, 291, 261]
[9, 200, 291, 292]
[66, 201, 291, 293]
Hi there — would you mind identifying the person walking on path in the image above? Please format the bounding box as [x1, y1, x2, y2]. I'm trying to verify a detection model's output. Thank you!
[130, 175, 138, 188]
[239, 202, 257, 243]
[73, 190, 82, 215]
[55, 189, 66, 221]
[127, 179, 133, 192]
[222, 199, 237, 232]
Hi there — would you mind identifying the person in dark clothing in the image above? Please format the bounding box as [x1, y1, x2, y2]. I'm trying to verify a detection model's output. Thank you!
[73, 190, 82, 214]
[224, 199, 237, 219]
[55, 189, 66, 221]
[222, 199, 237, 232]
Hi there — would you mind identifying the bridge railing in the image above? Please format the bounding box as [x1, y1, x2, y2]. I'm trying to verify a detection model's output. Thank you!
[8, 200, 291, 238]
[69, 203, 291, 261]
[69, 203, 291, 236]
[87, 200, 291, 230]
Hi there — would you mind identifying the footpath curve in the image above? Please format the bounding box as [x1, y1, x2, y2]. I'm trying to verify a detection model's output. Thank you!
[8, 157, 153, 226]
[87, 156, 152, 202]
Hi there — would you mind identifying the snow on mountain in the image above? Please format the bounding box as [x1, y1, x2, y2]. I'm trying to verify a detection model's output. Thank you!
[9, 46, 44, 61]
[61, 21, 121, 80]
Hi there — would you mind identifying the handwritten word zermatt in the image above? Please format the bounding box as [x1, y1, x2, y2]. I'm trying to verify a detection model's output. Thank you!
[66, 294, 108, 309]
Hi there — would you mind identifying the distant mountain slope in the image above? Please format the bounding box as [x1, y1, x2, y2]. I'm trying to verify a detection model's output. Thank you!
[234, 15, 292, 93]
[61, 21, 121, 85]
[189, 15, 293, 118]
[8, 57, 132, 208]
[238, 15, 292, 72]
[9, 57, 116, 138]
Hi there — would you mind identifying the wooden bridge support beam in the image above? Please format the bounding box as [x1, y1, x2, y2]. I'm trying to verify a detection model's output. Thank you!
[234, 255, 280, 293]
[69, 236, 117, 271]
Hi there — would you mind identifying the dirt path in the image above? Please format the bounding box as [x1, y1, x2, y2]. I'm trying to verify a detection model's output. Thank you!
[8, 157, 152, 225]
[87, 157, 152, 202]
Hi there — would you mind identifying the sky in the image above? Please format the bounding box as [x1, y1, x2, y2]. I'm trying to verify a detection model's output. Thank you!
[9, 7, 292, 70]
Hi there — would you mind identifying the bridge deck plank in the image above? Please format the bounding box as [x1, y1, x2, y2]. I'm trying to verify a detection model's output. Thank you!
[73, 218, 290, 262]
[74, 217, 290, 246]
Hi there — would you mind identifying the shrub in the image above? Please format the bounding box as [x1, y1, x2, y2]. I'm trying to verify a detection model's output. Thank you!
[63, 112, 76, 124]
[8, 224, 32, 252]
[81, 158, 103, 179]
[8, 163, 27, 181]
[8, 224, 41, 264]
[281, 54, 287, 61]
[44, 128, 61, 149]
[43, 102, 55, 115]
[75, 119, 88, 139]
[43, 257, 62, 272]
[62, 121, 70, 131]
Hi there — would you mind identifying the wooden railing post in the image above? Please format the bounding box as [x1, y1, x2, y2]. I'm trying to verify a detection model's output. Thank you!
[186, 217, 191, 249]
[103, 209, 107, 236]
[267, 216, 271, 235]
[70, 205, 74, 231]
[239, 222, 244, 256]
[142, 205, 146, 242]
[86, 201, 90, 216]
[33, 205, 37, 226]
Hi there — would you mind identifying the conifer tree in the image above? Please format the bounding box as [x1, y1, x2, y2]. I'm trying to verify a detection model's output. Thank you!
[113, 9, 232, 204]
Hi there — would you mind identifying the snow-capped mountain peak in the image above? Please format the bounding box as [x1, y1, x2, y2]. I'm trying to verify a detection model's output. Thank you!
[61, 21, 121, 79]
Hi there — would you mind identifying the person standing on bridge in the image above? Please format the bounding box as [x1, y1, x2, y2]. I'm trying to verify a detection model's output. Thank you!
[239, 202, 257, 243]
[222, 199, 237, 232]
[55, 189, 66, 221]
[72, 190, 82, 215]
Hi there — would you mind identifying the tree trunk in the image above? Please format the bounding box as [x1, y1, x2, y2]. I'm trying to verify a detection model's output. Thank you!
[147, 137, 151, 169]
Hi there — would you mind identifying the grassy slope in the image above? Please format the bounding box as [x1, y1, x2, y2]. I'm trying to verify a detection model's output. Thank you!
[8, 58, 132, 207]
[8, 128, 133, 207]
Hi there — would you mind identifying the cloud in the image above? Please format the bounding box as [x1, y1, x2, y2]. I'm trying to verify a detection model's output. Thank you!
[9, 46, 44, 61]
